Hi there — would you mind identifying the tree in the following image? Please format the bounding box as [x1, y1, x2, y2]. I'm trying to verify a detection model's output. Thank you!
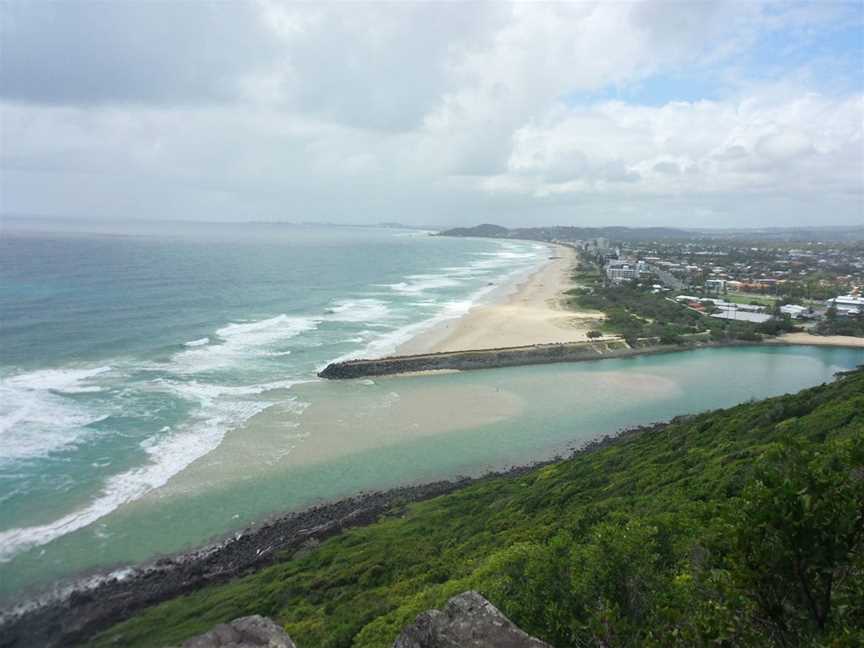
[587, 330, 603, 339]
[723, 438, 864, 644]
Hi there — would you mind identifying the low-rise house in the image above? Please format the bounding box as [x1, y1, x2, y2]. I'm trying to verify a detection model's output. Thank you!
[780, 304, 809, 319]
[711, 310, 772, 324]
[704, 279, 727, 295]
[826, 293, 864, 316]
[606, 259, 650, 283]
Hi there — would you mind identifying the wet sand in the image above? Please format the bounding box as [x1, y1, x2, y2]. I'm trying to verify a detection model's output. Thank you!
[397, 244, 602, 355]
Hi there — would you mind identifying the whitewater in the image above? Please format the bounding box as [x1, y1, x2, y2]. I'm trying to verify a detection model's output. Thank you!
[0, 222, 548, 565]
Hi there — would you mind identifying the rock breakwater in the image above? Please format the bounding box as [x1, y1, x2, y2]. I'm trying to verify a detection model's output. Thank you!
[319, 340, 633, 379]
[316, 338, 754, 379]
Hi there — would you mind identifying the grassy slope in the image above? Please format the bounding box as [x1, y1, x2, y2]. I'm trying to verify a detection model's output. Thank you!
[90, 370, 864, 648]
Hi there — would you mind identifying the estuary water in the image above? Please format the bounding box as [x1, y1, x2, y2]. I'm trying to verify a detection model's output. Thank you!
[1, 220, 863, 602]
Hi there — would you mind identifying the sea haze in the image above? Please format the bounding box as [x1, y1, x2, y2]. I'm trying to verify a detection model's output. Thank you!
[0, 222, 546, 568]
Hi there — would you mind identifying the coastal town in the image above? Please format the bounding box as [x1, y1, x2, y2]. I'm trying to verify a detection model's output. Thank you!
[438, 223, 864, 346]
[571, 236, 864, 339]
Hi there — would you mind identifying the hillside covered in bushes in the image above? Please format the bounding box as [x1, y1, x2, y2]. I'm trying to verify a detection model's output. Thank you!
[92, 369, 864, 648]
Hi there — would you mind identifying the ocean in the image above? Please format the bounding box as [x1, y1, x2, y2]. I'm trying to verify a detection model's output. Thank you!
[0, 221, 546, 597]
[1, 220, 863, 603]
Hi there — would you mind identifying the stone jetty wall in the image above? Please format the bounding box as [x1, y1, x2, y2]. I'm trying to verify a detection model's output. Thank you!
[319, 340, 639, 379]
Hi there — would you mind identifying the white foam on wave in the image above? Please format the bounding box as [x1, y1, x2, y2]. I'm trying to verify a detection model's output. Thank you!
[0, 367, 112, 461]
[0, 241, 548, 560]
[329, 241, 549, 363]
[0, 377, 307, 562]
[479, 251, 538, 260]
[3, 366, 110, 394]
[331, 291, 489, 362]
[326, 299, 393, 323]
[385, 275, 461, 295]
[438, 244, 545, 279]
[172, 314, 319, 374]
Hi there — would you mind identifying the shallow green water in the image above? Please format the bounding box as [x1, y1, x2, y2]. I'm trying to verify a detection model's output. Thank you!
[2, 344, 862, 601]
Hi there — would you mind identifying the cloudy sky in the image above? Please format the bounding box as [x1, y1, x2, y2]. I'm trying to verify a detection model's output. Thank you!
[1, 1, 863, 228]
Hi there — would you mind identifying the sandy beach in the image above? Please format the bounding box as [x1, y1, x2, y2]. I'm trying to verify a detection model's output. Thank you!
[769, 332, 864, 348]
[397, 244, 601, 355]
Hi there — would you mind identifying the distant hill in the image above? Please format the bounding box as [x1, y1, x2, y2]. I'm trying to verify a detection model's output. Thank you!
[438, 223, 511, 238]
[437, 224, 692, 241]
[438, 223, 864, 243]
[693, 225, 864, 243]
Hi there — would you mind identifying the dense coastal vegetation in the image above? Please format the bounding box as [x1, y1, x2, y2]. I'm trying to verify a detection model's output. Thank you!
[90, 368, 864, 648]
[818, 306, 864, 338]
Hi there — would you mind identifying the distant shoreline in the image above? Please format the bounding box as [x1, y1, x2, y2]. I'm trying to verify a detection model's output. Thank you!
[321, 234, 864, 379]
[396, 242, 601, 356]
[414, 235, 864, 357]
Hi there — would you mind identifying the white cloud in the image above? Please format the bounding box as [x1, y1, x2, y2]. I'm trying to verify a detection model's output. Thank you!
[1, 1, 862, 227]
[497, 93, 863, 198]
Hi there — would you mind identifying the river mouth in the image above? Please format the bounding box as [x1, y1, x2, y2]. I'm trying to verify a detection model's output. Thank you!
[2, 344, 863, 604]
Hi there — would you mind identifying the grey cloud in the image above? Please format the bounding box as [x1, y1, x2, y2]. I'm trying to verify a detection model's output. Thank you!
[652, 161, 680, 175]
[1, 1, 861, 228]
[712, 145, 750, 161]
[0, 2, 276, 106]
[0, 2, 502, 131]
[276, 3, 503, 131]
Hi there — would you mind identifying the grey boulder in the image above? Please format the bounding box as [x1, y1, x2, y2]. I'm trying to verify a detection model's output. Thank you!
[174, 615, 296, 648]
[392, 591, 553, 648]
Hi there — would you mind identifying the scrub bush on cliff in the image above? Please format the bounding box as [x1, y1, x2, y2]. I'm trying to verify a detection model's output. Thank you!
[486, 519, 678, 648]
[683, 437, 864, 646]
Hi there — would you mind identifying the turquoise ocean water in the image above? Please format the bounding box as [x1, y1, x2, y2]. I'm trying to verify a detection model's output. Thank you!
[1, 220, 863, 602]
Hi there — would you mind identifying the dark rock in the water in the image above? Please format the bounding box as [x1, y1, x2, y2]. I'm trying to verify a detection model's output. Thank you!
[170, 615, 296, 648]
[392, 591, 552, 648]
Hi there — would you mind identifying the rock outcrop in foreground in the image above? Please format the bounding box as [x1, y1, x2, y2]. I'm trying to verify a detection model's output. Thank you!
[172, 615, 296, 648]
[171, 592, 551, 648]
[392, 591, 552, 648]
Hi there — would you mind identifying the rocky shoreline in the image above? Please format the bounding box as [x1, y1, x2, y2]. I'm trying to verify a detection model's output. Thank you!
[0, 421, 667, 648]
